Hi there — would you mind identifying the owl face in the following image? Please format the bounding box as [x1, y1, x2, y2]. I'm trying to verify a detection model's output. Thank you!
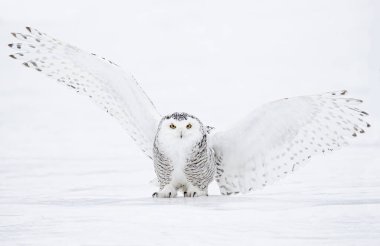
[157, 112, 204, 141]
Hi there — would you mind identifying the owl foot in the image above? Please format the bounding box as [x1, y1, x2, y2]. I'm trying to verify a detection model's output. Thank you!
[152, 185, 177, 198]
[184, 185, 208, 197]
[184, 191, 198, 197]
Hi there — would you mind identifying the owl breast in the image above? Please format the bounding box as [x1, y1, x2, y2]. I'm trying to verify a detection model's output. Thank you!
[153, 133, 215, 191]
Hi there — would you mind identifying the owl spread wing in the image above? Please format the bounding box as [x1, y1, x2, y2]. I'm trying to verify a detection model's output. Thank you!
[210, 90, 370, 195]
[9, 27, 161, 158]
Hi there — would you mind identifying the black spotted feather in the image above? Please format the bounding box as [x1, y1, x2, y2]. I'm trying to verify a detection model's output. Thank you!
[211, 90, 371, 195]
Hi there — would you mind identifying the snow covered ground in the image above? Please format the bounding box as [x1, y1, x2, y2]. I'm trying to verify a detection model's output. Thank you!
[1, 147, 380, 246]
[1, 1, 380, 245]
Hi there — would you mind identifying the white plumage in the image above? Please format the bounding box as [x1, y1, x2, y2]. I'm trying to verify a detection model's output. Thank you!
[9, 27, 161, 158]
[9, 27, 371, 197]
[211, 92, 370, 194]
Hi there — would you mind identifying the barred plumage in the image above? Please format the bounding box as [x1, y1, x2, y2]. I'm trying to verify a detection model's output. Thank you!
[153, 139, 173, 190]
[184, 134, 215, 190]
[152, 113, 215, 197]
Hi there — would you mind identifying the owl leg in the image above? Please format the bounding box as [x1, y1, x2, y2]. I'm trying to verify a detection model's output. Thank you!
[152, 184, 177, 198]
[184, 184, 208, 197]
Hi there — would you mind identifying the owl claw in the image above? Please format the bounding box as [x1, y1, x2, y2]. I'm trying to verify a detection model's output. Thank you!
[184, 191, 198, 197]
[184, 185, 208, 197]
[152, 185, 177, 198]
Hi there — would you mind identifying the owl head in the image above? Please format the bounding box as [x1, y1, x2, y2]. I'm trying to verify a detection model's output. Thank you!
[156, 112, 205, 142]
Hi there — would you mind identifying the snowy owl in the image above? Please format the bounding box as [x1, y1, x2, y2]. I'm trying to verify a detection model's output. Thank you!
[9, 27, 371, 198]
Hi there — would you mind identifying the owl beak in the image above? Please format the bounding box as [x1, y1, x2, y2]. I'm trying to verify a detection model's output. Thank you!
[180, 131, 183, 139]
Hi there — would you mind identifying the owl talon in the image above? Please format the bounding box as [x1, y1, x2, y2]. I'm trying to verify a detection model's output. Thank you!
[152, 185, 177, 198]
[184, 191, 199, 197]
[184, 185, 208, 197]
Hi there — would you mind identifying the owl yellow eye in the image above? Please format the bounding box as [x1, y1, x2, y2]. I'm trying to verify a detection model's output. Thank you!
[169, 123, 176, 129]
[186, 123, 192, 129]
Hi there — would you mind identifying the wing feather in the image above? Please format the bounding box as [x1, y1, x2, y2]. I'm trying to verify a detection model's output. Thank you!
[9, 27, 161, 158]
[211, 90, 370, 195]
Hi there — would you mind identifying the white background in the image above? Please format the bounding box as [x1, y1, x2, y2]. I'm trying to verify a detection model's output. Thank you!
[0, 1, 379, 245]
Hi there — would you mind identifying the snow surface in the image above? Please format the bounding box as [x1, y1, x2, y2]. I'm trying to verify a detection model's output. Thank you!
[1, 1, 380, 245]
